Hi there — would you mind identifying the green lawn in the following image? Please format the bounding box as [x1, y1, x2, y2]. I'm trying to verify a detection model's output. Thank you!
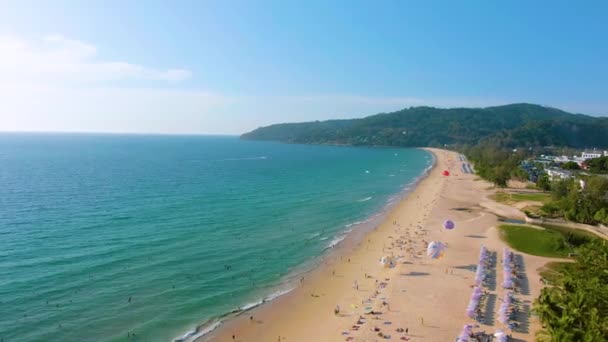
[511, 193, 552, 203]
[491, 192, 551, 204]
[537, 223, 598, 241]
[499, 223, 598, 258]
[499, 224, 571, 258]
[492, 192, 511, 203]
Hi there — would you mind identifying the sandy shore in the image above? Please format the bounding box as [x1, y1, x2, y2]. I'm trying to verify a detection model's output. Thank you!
[202, 148, 550, 342]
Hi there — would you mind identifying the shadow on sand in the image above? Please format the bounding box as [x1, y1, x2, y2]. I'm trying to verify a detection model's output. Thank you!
[513, 303, 531, 334]
[485, 252, 497, 291]
[451, 207, 473, 212]
[452, 264, 477, 271]
[481, 293, 496, 326]
[514, 254, 530, 295]
[401, 272, 430, 277]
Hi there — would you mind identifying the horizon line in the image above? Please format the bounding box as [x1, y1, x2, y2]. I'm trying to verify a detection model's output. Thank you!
[0, 130, 241, 137]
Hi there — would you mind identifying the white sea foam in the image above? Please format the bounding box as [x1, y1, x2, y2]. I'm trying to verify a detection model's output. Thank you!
[240, 288, 295, 312]
[327, 235, 346, 248]
[240, 300, 264, 311]
[265, 287, 294, 302]
[178, 287, 295, 341]
[345, 220, 363, 228]
[357, 196, 372, 202]
[176, 320, 223, 342]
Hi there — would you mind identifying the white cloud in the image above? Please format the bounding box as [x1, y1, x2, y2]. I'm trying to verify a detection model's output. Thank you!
[0, 84, 229, 133]
[3, 34, 564, 134]
[0, 34, 191, 84]
[0, 80, 513, 134]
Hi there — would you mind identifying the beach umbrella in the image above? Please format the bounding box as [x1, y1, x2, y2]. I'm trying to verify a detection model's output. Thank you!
[426, 241, 446, 259]
[443, 220, 455, 230]
[442, 170, 450, 176]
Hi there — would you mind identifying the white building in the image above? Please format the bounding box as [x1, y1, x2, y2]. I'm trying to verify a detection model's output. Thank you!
[545, 167, 573, 181]
[581, 151, 603, 159]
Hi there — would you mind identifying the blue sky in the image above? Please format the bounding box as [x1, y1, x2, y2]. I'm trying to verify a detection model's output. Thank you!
[1, 1, 607, 134]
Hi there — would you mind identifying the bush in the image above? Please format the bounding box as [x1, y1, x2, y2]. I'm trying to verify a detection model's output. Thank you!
[594, 208, 608, 225]
[537, 174, 551, 191]
[561, 161, 580, 170]
[541, 202, 561, 217]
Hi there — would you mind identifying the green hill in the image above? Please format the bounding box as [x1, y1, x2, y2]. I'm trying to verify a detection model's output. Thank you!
[241, 103, 608, 148]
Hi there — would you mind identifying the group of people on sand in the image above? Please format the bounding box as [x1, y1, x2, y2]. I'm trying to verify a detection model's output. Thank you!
[336, 268, 421, 341]
[333, 199, 433, 341]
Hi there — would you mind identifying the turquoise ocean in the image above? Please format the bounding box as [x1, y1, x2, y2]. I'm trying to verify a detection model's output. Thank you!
[0, 134, 432, 342]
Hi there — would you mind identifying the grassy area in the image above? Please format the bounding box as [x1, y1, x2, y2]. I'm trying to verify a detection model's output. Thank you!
[492, 192, 511, 203]
[522, 205, 543, 218]
[499, 223, 598, 258]
[538, 261, 576, 285]
[499, 224, 570, 257]
[511, 193, 551, 203]
[492, 192, 552, 204]
[537, 223, 599, 241]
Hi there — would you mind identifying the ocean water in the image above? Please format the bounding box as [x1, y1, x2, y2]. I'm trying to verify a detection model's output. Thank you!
[0, 134, 432, 342]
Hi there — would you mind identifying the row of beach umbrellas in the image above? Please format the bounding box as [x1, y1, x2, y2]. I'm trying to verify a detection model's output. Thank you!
[466, 245, 489, 318]
[502, 248, 514, 289]
[498, 290, 514, 325]
[474, 245, 488, 286]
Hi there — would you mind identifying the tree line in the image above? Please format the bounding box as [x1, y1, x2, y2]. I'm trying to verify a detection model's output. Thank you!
[541, 176, 608, 225]
[461, 144, 529, 187]
[242, 103, 608, 149]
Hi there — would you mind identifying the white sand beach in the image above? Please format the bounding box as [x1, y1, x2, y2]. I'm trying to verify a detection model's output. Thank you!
[204, 148, 552, 342]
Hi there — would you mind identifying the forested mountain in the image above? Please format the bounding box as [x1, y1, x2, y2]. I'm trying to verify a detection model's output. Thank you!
[241, 104, 608, 148]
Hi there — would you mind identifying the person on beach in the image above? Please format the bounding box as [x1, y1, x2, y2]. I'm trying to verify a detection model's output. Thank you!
[334, 305, 340, 315]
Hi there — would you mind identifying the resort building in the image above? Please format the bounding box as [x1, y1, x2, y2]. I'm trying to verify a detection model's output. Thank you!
[545, 167, 573, 181]
[581, 151, 604, 159]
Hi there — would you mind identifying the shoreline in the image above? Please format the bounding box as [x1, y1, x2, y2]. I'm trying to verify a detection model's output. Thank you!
[198, 148, 447, 341]
[196, 148, 548, 342]
[177, 148, 437, 342]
